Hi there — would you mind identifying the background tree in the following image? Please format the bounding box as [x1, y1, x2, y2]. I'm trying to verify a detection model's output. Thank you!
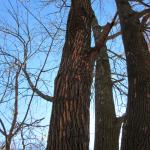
[0, 0, 63, 149]
[115, 0, 150, 149]
[92, 12, 127, 150]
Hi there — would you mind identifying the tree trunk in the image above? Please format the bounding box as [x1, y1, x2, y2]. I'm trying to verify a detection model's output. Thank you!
[94, 46, 121, 150]
[115, 0, 150, 149]
[46, 1, 94, 150]
[5, 137, 11, 150]
[92, 16, 122, 150]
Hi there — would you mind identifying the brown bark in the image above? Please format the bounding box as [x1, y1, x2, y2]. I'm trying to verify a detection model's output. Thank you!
[115, 0, 150, 149]
[92, 16, 122, 150]
[94, 47, 122, 150]
[46, 1, 115, 149]
[46, 1, 94, 150]
[5, 137, 11, 150]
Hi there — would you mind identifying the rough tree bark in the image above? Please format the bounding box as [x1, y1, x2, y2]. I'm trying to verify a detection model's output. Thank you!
[115, 0, 150, 149]
[46, 0, 115, 149]
[94, 47, 122, 150]
[46, 1, 94, 149]
[92, 17, 122, 150]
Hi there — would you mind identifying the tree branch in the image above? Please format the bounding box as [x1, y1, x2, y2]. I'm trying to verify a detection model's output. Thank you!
[23, 68, 54, 102]
[0, 119, 7, 136]
[89, 12, 118, 59]
[130, 0, 150, 8]
[107, 31, 121, 40]
[9, 68, 21, 138]
[136, 8, 150, 19]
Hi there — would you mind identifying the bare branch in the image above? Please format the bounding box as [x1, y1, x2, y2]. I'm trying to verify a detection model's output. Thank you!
[112, 78, 125, 85]
[23, 68, 54, 102]
[0, 119, 7, 136]
[107, 31, 121, 40]
[90, 12, 118, 58]
[130, 0, 150, 8]
[9, 68, 21, 138]
[136, 8, 150, 19]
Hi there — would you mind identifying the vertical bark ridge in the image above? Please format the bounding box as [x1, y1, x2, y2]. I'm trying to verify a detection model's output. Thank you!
[115, 0, 150, 149]
[92, 15, 122, 150]
[94, 47, 121, 150]
[47, 1, 94, 150]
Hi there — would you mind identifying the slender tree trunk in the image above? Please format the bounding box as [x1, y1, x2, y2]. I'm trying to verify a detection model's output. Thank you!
[46, 1, 94, 150]
[115, 0, 150, 149]
[92, 17, 122, 150]
[94, 47, 121, 150]
[5, 137, 11, 150]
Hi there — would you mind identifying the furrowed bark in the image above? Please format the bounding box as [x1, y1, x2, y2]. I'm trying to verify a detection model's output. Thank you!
[115, 0, 150, 149]
[46, 1, 116, 149]
[46, 1, 94, 149]
[92, 15, 122, 150]
[94, 47, 122, 150]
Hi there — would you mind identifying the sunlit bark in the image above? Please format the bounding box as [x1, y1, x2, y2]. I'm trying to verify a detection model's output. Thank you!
[46, 1, 94, 149]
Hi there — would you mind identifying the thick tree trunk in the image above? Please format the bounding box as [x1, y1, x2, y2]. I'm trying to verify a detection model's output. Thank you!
[115, 0, 150, 149]
[94, 47, 121, 150]
[46, 1, 94, 150]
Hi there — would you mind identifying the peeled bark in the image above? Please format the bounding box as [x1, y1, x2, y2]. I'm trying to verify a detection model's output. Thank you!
[46, 1, 94, 150]
[115, 0, 150, 149]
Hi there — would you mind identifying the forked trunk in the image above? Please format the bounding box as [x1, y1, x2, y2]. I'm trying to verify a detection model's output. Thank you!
[92, 17, 122, 150]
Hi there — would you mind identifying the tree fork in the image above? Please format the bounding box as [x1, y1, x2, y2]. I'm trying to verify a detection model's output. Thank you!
[46, 1, 117, 149]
